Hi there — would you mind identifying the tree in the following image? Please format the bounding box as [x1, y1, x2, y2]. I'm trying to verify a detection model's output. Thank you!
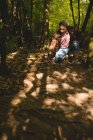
[70, 0, 76, 26]
[43, 0, 50, 41]
[0, 0, 8, 68]
[81, 0, 93, 32]
[0, 0, 8, 22]
[77, 0, 80, 29]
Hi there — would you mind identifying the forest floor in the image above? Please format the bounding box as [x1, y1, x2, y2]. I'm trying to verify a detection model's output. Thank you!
[0, 46, 93, 140]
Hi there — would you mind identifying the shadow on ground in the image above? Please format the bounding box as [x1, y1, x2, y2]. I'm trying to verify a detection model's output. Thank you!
[0, 48, 93, 140]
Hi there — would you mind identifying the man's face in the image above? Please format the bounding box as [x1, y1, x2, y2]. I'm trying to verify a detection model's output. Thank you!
[59, 25, 67, 34]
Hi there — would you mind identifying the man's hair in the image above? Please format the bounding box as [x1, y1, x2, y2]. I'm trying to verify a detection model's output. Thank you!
[59, 20, 68, 28]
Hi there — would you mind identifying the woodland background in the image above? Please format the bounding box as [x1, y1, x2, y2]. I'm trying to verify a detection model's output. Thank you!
[0, 0, 93, 140]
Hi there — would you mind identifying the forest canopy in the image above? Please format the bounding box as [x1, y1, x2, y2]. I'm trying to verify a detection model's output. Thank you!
[0, 0, 93, 37]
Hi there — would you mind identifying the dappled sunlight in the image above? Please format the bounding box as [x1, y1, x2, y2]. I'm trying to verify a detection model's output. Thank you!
[7, 51, 18, 60]
[26, 72, 35, 81]
[1, 133, 8, 140]
[36, 73, 44, 80]
[17, 90, 27, 98]
[61, 83, 74, 90]
[69, 72, 82, 83]
[28, 64, 37, 72]
[21, 118, 30, 132]
[82, 87, 93, 94]
[43, 98, 56, 107]
[23, 78, 34, 92]
[86, 107, 93, 121]
[46, 83, 59, 94]
[10, 53, 45, 107]
[11, 97, 23, 106]
[43, 97, 81, 119]
[43, 97, 68, 110]
[11, 78, 34, 107]
[47, 76, 58, 84]
[67, 92, 89, 106]
[7, 108, 19, 136]
[46, 75, 63, 94]
[27, 59, 33, 65]
[1, 47, 93, 140]
[53, 71, 67, 80]
[31, 87, 40, 98]
[0, 0, 93, 138]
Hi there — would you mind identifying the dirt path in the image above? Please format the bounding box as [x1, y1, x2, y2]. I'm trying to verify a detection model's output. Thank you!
[0, 48, 93, 140]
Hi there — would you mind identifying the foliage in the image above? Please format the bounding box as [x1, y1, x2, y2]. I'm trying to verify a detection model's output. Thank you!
[0, 0, 93, 55]
[49, 0, 92, 33]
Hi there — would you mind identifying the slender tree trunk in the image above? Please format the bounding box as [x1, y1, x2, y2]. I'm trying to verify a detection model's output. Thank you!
[0, 0, 8, 67]
[11, 1, 15, 23]
[69, 0, 76, 26]
[0, 0, 8, 22]
[43, 0, 50, 41]
[34, 2, 38, 36]
[81, 0, 93, 32]
[21, 0, 27, 22]
[78, 0, 80, 29]
[30, 0, 33, 26]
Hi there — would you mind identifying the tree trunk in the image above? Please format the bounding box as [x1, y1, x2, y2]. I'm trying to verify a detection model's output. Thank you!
[30, 0, 33, 27]
[0, 0, 8, 22]
[69, 0, 76, 26]
[0, 0, 8, 68]
[43, 0, 50, 41]
[81, 0, 93, 32]
[77, 0, 80, 30]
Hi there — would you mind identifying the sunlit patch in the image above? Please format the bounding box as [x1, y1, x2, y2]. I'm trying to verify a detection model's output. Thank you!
[86, 107, 93, 121]
[61, 83, 74, 90]
[82, 87, 93, 94]
[70, 72, 80, 82]
[53, 71, 67, 80]
[35, 60, 42, 64]
[57, 126, 64, 139]
[46, 84, 59, 93]
[47, 76, 57, 84]
[7, 51, 18, 60]
[65, 111, 79, 119]
[29, 65, 37, 72]
[68, 92, 89, 106]
[25, 118, 30, 123]
[17, 90, 26, 98]
[71, 72, 78, 77]
[1, 133, 8, 140]
[43, 97, 56, 106]
[72, 76, 80, 82]
[11, 97, 22, 106]
[36, 73, 44, 80]
[22, 126, 27, 131]
[31, 87, 40, 98]
[7, 108, 19, 136]
[28, 54, 36, 60]
[26, 72, 35, 81]
[27, 59, 33, 65]
[23, 79, 33, 92]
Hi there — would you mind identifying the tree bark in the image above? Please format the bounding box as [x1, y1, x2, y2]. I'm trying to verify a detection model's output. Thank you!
[81, 0, 93, 32]
[0, 0, 8, 67]
[43, 0, 50, 41]
[0, 0, 8, 22]
[70, 0, 76, 26]
[28, 0, 33, 28]
[78, 0, 80, 30]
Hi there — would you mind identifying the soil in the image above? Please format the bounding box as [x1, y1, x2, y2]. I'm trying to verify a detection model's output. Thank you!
[0, 48, 93, 140]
